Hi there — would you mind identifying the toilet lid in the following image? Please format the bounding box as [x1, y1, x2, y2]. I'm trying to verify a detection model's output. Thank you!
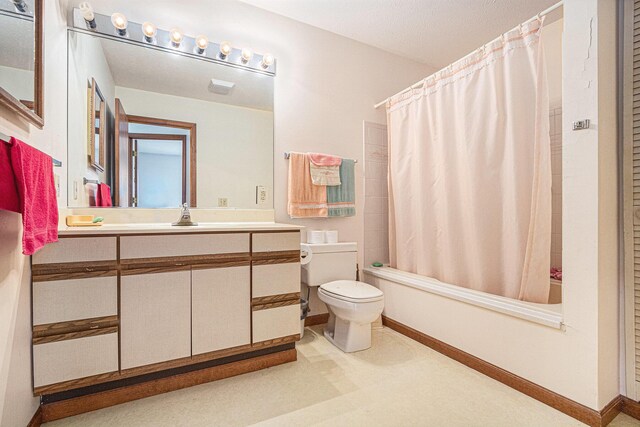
[320, 280, 383, 301]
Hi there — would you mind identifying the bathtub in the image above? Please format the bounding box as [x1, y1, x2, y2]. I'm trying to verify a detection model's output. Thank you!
[363, 266, 563, 329]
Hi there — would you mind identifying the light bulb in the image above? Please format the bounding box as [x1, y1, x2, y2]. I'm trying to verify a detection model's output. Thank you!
[195, 35, 209, 54]
[261, 53, 274, 68]
[219, 41, 232, 58]
[241, 48, 253, 63]
[110, 13, 128, 35]
[170, 28, 184, 47]
[79, 2, 96, 29]
[142, 22, 157, 42]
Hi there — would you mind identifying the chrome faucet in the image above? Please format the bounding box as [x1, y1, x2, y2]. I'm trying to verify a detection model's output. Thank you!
[172, 203, 198, 226]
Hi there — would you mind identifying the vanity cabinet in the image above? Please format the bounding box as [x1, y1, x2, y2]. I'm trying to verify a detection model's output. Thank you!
[31, 228, 301, 397]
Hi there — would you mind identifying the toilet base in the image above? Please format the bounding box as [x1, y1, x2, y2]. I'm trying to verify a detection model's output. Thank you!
[323, 312, 372, 353]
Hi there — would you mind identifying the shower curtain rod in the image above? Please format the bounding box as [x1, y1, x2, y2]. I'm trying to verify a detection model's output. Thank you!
[373, 0, 563, 109]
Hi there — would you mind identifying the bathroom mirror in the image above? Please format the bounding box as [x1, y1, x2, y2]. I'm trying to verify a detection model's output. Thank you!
[67, 30, 274, 209]
[0, 0, 44, 128]
[89, 78, 106, 172]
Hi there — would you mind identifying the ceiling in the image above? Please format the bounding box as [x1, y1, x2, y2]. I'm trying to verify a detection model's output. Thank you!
[238, 0, 559, 68]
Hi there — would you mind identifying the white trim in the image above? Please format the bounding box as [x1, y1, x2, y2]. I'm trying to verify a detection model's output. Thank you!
[363, 267, 563, 329]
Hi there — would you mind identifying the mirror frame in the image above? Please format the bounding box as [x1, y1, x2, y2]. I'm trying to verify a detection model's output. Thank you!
[88, 78, 106, 172]
[0, 0, 44, 128]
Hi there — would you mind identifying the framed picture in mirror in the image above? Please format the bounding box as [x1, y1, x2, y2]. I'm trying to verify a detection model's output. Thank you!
[0, 0, 44, 128]
[89, 78, 106, 172]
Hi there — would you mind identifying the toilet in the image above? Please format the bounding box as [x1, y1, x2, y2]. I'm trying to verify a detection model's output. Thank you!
[301, 242, 384, 353]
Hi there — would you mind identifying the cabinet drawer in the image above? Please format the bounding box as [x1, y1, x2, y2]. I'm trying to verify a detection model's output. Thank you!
[33, 276, 118, 325]
[252, 232, 300, 253]
[252, 263, 300, 298]
[33, 332, 118, 388]
[192, 266, 251, 355]
[32, 237, 117, 265]
[120, 234, 249, 260]
[252, 304, 300, 343]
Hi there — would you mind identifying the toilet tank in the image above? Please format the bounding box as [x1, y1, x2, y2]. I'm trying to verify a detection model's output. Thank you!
[301, 242, 357, 287]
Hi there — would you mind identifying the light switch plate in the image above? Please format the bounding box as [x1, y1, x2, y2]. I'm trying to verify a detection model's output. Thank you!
[256, 186, 267, 206]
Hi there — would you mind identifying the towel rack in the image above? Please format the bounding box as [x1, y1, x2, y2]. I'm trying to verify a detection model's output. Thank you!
[283, 152, 357, 163]
[83, 177, 100, 185]
[0, 132, 62, 167]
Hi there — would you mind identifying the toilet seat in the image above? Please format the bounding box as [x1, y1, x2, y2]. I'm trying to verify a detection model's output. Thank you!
[319, 280, 383, 303]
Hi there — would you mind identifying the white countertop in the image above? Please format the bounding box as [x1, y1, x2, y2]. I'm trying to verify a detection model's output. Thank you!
[58, 222, 304, 235]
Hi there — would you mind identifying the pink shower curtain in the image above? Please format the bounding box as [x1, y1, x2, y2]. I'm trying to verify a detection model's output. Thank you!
[386, 18, 551, 303]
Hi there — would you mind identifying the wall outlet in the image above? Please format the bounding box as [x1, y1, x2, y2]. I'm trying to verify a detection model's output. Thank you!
[218, 198, 228, 207]
[256, 186, 267, 206]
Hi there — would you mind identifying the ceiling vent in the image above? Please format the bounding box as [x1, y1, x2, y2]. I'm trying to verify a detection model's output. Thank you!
[209, 79, 235, 95]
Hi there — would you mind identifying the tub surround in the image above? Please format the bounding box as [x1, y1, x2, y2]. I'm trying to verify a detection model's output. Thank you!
[30, 223, 302, 421]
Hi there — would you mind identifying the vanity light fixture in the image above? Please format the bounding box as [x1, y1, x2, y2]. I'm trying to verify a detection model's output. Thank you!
[71, 7, 276, 75]
[195, 35, 209, 54]
[110, 12, 128, 36]
[241, 48, 253, 63]
[261, 53, 275, 69]
[142, 22, 157, 43]
[11, 0, 28, 13]
[79, 2, 96, 29]
[170, 28, 184, 48]
[219, 41, 232, 59]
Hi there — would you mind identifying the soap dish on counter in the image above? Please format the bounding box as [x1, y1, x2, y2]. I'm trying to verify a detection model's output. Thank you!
[66, 215, 104, 227]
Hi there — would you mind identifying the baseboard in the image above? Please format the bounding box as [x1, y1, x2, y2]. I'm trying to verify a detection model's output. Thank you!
[381, 315, 627, 427]
[27, 406, 42, 427]
[621, 396, 640, 420]
[40, 348, 296, 423]
[305, 313, 329, 327]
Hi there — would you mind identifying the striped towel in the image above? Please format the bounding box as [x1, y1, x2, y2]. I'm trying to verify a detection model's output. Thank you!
[327, 159, 355, 217]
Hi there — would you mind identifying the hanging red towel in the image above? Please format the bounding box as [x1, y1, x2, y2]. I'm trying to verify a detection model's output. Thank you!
[96, 183, 112, 207]
[0, 137, 58, 255]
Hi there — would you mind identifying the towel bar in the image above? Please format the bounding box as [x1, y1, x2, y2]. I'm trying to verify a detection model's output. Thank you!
[284, 152, 357, 163]
[83, 177, 100, 185]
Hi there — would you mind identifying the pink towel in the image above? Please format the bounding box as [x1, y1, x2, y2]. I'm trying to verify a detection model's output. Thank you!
[287, 152, 328, 218]
[0, 137, 58, 255]
[308, 153, 342, 167]
[0, 137, 19, 212]
[96, 183, 112, 207]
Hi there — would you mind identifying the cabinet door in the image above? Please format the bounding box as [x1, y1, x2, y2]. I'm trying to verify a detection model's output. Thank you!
[121, 270, 191, 369]
[192, 266, 251, 355]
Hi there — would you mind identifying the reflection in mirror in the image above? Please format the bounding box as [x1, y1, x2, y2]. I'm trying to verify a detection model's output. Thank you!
[0, 0, 43, 127]
[89, 78, 106, 172]
[67, 30, 274, 209]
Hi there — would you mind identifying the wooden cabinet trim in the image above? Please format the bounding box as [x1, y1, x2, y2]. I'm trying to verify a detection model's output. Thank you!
[252, 250, 300, 262]
[33, 315, 119, 338]
[33, 327, 118, 345]
[121, 253, 250, 267]
[251, 292, 300, 307]
[251, 334, 300, 349]
[32, 262, 117, 280]
[252, 298, 300, 311]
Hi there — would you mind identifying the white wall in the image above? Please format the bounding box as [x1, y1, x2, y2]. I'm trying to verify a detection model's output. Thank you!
[116, 87, 274, 209]
[0, 1, 68, 425]
[543, 18, 563, 108]
[67, 31, 116, 207]
[368, 0, 619, 410]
